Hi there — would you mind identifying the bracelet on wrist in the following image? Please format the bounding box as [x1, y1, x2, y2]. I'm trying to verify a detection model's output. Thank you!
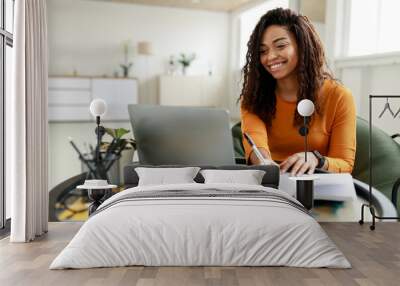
[312, 150, 326, 169]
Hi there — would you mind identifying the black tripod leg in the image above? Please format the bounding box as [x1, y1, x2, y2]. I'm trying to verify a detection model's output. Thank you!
[370, 207, 376, 231]
[88, 201, 101, 216]
[359, 204, 366, 225]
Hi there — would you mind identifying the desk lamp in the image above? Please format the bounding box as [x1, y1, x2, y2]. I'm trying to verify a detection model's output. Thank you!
[295, 99, 316, 210]
[89, 99, 107, 176]
[297, 99, 315, 160]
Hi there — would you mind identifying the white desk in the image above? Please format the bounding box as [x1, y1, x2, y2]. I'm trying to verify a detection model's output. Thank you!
[279, 173, 378, 222]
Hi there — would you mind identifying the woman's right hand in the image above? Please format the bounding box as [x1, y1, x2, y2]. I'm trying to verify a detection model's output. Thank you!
[262, 158, 280, 167]
[249, 148, 279, 166]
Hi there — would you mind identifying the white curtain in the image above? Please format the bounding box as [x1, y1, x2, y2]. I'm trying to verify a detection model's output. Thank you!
[9, 0, 48, 242]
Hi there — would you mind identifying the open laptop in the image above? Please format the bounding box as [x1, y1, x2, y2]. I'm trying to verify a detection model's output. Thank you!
[128, 104, 235, 165]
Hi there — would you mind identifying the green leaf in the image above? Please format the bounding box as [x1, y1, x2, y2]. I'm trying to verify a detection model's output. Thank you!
[115, 128, 130, 139]
[104, 127, 130, 139]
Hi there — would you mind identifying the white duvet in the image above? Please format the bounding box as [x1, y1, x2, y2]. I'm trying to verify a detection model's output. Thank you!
[50, 183, 351, 269]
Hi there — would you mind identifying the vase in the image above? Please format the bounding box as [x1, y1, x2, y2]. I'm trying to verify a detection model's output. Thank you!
[182, 66, 188, 75]
[120, 63, 132, 78]
[121, 66, 130, 77]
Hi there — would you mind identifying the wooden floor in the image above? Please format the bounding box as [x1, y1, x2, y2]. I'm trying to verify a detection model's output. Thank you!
[0, 222, 399, 286]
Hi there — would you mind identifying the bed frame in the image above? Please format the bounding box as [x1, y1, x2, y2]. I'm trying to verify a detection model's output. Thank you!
[123, 164, 280, 189]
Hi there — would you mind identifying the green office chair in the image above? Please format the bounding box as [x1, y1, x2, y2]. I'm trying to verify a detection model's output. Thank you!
[353, 117, 400, 209]
[231, 117, 400, 210]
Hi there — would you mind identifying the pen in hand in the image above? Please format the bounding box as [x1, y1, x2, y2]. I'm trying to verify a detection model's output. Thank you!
[243, 133, 278, 166]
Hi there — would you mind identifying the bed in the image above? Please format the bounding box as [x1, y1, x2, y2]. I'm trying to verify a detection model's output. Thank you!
[50, 165, 350, 269]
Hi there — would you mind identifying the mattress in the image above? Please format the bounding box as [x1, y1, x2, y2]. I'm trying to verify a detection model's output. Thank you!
[50, 183, 351, 269]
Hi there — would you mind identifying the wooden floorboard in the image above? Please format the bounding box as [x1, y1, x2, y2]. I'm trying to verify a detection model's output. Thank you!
[0, 222, 399, 286]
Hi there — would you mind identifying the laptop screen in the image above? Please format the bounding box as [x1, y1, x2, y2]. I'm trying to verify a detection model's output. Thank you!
[128, 104, 235, 165]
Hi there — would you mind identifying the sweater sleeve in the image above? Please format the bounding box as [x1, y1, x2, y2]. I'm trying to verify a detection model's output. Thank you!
[326, 88, 357, 173]
[240, 105, 270, 162]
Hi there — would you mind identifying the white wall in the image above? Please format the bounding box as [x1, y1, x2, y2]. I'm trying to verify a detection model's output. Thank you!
[47, 0, 230, 105]
[339, 63, 400, 136]
[47, 0, 231, 189]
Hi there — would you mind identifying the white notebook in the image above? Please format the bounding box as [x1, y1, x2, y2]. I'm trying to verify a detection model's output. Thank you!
[279, 173, 357, 202]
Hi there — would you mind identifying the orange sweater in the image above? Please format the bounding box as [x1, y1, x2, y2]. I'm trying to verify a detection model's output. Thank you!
[241, 80, 356, 173]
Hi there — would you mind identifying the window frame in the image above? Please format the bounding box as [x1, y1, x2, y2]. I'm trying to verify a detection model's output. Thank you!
[329, 0, 400, 70]
[1, 0, 14, 231]
[347, 0, 400, 57]
[341, 0, 400, 58]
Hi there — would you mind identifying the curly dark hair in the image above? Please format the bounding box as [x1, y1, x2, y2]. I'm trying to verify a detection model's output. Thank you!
[240, 8, 334, 126]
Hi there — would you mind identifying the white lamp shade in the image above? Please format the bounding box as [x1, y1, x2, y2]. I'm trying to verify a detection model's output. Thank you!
[89, 98, 107, 117]
[297, 99, 315, 117]
[137, 41, 153, 55]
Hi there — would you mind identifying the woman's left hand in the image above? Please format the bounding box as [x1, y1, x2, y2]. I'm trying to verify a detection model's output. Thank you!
[279, 152, 318, 176]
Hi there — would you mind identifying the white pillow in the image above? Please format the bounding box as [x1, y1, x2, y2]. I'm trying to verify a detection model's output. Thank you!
[200, 169, 266, 185]
[135, 167, 200, 186]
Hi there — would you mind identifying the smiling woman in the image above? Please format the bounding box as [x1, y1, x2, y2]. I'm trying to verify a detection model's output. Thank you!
[240, 8, 356, 176]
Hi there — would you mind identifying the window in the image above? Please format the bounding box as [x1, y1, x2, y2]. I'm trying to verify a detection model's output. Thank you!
[1, 0, 14, 230]
[347, 0, 400, 56]
[239, 0, 289, 68]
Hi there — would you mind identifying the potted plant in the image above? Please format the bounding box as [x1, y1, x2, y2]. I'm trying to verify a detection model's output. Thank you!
[177, 53, 196, 75]
[102, 127, 136, 158]
[120, 41, 134, 77]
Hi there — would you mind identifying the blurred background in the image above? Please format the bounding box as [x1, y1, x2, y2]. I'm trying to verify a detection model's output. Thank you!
[8, 0, 398, 220]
